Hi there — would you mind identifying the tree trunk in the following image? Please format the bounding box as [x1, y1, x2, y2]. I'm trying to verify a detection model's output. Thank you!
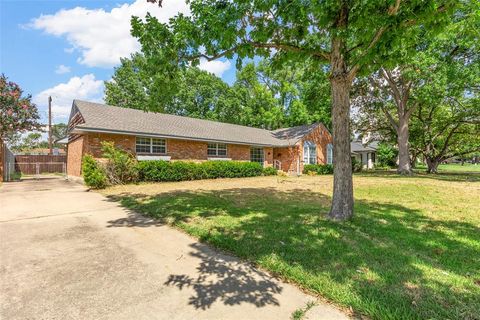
[426, 158, 439, 173]
[328, 35, 354, 221]
[397, 118, 412, 175]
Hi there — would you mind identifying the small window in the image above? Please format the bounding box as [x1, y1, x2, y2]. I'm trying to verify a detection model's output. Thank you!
[136, 137, 166, 154]
[303, 141, 317, 165]
[207, 143, 227, 156]
[327, 143, 333, 165]
[250, 147, 264, 164]
[136, 137, 151, 153]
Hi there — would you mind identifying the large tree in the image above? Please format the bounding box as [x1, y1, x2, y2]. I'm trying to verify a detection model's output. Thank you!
[410, 98, 480, 173]
[354, 6, 479, 173]
[0, 74, 41, 139]
[135, 0, 455, 220]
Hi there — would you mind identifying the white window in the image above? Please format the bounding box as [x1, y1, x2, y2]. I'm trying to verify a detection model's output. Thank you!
[327, 143, 333, 164]
[207, 143, 227, 156]
[303, 141, 317, 164]
[250, 147, 264, 164]
[136, 137, 166, 154]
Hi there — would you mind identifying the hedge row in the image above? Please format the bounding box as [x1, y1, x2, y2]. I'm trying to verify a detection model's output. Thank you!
[303, 164, 334, 175]
[137, 160, 270, 182]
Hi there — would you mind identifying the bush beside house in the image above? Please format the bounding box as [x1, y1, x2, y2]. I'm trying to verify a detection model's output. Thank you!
[138, 160, 264, 182]
[82, 142, 278, 188]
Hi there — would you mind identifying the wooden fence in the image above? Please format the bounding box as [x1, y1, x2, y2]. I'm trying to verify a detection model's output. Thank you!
[14, 155, 67, 175]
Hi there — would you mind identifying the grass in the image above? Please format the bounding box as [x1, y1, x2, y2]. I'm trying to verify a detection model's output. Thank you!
[415, 163, 480, 174]
[437, 163, 480, 173]
[102, 172, 480, 320]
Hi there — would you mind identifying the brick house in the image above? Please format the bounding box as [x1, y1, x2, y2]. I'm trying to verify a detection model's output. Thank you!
[66, 100, 334, 177]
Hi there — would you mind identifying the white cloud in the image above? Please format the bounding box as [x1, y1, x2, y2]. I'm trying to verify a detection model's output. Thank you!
[33, 74, 104, 122]
[198, 59, 231, 77]
[30, 0, 190, 68]
[55, 64, 71, 74]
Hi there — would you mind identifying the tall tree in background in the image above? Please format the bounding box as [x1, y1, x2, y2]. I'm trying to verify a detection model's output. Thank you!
[105, 55, 332, 130]
[354, 5, 479, 173]
[136, 0, 456, 220]
[0, 74, 41, 139]
[51, 123, 68, 142]
[105, 54, 240, 123]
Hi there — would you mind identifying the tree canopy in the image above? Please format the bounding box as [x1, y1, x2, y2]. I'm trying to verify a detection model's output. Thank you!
[105, 54, 331, 130]
[353, 6, 480, 172]
[0, 74, 41, 139]
[135, 0, 458, 220]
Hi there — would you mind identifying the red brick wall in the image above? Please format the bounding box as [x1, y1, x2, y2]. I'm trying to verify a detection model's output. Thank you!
[168, 139, 208, 160]
[300, 124, 333, 166]
[84, 133, 135, 157]
[272, 124, 332, 174]
[67, 136, 84, 177]
[264, 147, 273, 167]
[228, 144, 250, 161]
[273, 146, 300, 173]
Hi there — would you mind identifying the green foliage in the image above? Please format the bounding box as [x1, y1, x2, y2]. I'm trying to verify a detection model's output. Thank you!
[351, 158, 363, 173]
[105, 55, 332, 130]
[262, 166, 278, 176]
[137, 160, 263, 182]
[0, 74, 41, 137]
[20, 132, 42, 151]
[82, 154, 108, 189]
[303, 164, 333, 175]
[10, 171, 21, 181]
[377, 143, 398, 167]
[51, 123, 68, 142]
[101, 141, 139, 184]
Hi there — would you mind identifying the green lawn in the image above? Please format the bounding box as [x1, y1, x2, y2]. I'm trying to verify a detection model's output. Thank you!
[438, 163, 480, 173]
[415, 163, 480, 173]
[103, 172, 480, 320]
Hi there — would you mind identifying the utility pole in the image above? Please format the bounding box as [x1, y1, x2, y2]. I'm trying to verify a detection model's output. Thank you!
[48, 96, 52, 155]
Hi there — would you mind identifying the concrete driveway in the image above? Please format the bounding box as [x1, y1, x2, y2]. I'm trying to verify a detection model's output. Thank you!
[0, 176, 347, 320]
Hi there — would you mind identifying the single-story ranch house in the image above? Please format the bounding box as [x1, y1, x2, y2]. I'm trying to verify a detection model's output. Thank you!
[66, 100, 377, 177]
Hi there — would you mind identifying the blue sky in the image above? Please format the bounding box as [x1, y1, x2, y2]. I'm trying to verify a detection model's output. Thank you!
[0, 0, 236, 125]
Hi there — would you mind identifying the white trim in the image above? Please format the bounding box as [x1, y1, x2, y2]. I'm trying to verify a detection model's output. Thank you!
[327, 143, 333, 165]
[207, 142, 228, 157]
[207, 157, 232, 161]
[137, 155, 171, 161]
[135, 136, 167, 154]
[303, 141, 317, 165]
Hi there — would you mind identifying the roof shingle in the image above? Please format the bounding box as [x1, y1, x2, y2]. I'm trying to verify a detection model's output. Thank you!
[71, 100, 323, 147]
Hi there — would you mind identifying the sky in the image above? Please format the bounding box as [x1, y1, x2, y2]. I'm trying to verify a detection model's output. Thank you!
[0, 0, 236, 126]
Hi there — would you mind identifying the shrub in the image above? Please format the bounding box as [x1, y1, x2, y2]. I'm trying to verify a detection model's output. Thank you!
[262, 166, 278, 176]
[101, 141, 138, 184]
[377, 143, 398, 167]
[303, 164, 334, 175]
[82, 154, 107, 189]
[352, 158, 362, 173]
[137, 160, 263, 182]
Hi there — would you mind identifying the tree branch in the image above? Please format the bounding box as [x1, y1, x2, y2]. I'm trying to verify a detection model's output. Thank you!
[186, 41, 330, 62]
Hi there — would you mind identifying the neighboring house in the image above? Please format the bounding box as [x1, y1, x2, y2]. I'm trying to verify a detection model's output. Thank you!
[66, 100, 333, 177]
[351, 140, 378, 169]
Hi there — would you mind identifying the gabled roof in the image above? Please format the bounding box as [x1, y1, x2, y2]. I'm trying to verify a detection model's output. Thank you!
[69, 100, 328, 147]
[351, 140, 378, 153]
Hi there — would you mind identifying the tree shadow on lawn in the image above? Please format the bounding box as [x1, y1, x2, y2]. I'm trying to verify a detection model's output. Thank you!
[106, 188, 480, 319]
